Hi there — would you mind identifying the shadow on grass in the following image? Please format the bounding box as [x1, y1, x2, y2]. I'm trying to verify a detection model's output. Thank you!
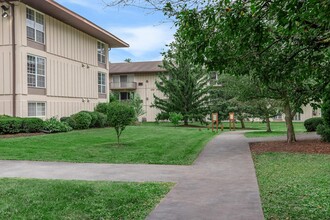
[245, 131, 287, 138]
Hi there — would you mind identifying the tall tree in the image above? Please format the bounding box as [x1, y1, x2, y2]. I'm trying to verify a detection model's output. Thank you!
[153, 57, 211, 125]
[168, 0, 330, 142]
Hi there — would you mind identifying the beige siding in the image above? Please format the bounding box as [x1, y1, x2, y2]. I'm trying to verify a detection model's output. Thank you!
[0, 10, 12, 45]
[0, 46, 13, 95]
[110, 72, 165, 122]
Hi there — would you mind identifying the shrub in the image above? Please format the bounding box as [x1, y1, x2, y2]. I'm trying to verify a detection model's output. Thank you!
[156, 112, 169, 122]
[304, 117, 324, 132]
[69, 112, 92, 130]
[107, 102, 135, 143]
[43, 117, 72, 133]
[169, 112, 183, 127]
[95, 112, 107, 128]
[0, 118, 22, 134]
[317, 124, 330, 142]
[95, 103, 109, 115]
[60, 117, 70, 123]
[21, 118, 44, 133]
[81, 111, 98, 128]
[0, 115, 11, 119]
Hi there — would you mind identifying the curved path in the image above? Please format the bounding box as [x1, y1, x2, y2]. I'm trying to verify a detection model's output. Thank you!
[0, 131, 318, 219]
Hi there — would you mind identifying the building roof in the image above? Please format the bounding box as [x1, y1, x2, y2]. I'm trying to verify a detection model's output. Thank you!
[109, 61, 166, 74]
[4, 0, 129, 48]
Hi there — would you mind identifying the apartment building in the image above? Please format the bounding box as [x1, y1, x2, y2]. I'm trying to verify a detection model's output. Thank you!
[0, 0, 128, 118]
[109, 61, 166, 122]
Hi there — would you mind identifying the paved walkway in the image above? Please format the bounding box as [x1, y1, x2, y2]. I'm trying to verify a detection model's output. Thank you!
[1, 131, 317, 219]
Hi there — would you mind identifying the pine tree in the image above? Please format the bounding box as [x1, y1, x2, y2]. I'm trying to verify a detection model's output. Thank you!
[153, 57, 211, 125]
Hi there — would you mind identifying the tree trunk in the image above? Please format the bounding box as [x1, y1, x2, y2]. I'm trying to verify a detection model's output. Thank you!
[184, 117, 188, 126]
[265, 117, 271, 132]
[239, 119, 245, 129]
[284, 101, 296, 143]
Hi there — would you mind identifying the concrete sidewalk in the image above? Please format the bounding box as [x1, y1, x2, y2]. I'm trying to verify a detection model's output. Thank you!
[0, 131, 267, 220]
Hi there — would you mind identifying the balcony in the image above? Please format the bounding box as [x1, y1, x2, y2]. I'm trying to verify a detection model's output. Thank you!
[110, 82, 137, 90]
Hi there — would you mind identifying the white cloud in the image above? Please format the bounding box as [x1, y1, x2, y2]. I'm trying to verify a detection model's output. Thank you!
[110, 25, 175, 57]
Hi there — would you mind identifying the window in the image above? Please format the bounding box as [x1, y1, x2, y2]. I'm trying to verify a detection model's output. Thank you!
[98, 72, 106, 94]
[28, 102, 46, 117]
[97, 42, 106, 64]
[26, 8, 45, 44]
[120, 92, 132, 101]
[27, 55, 46, 88]
[138, 82, 143, 86]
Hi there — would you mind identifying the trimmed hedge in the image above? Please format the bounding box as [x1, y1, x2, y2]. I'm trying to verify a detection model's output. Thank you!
[68, 112, 92, 130]
[43, 117, 72, 133]
[0, 117, 43, 134]
[304, 117, 323, 132]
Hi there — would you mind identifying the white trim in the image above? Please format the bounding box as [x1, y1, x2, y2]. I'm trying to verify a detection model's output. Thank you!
[26, 6, 45, 45]
[27, 54, 47, 89]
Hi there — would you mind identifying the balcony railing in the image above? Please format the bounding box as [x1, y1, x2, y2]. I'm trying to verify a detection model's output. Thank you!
[110, 82, 137, 90]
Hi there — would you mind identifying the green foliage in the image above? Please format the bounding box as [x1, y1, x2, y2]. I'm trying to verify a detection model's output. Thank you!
[304, 117, 324, 132]
[60, 117, 70, 123]
[0, 115, 11, 119]
[43, 117, 72, 133]
[0, 118, 22, 134]
[95, 102, 109, 115]
[107, 102, 135, 143]
[169, 112, 183, 127]
[81, 111, 98, 128]
[156, 112, 169, 121]
[94, 112, 107, 128]
[317, 88, 330, 142]
[69, 112, 92, 130]
[153, 58, 211, 125]
[21, 118, 44, 133]
[129, 94, 145, 121]
[0, 117, 43, 134]
[170, 0, 330, 142]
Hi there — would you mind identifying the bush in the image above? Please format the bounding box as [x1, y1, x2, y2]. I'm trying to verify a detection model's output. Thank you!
[0, 118, 22, 134]
[95, 112, 107, 128]
[156, 112, 169, 122]
[0, 115, 11, 119]
[60, 117, 70, 123]
[304, 117, 324, 132]
[169, 112, 183, 127]
[43, 117, 72, 133]
[107, 102, 135, 143]
[21, 118, 44, 133]
[69, 112, 92, 130]
[95, 103, 109, 115]
[317, 124, 330, 142]
[81, 111, 98, 128]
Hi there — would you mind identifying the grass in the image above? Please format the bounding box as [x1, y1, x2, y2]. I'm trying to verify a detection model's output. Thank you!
[0, 125, 215, 165]
[0, 178, 172, 219]
[242, 122, 306, 138]
[254, 153, 330, 220]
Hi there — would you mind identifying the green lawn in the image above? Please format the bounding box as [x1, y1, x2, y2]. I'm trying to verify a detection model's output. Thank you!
[254, 153, 330, 220]
[243, 122, 306, 138]
[0, 178, 172, 219]
[0, 125, 215, 165]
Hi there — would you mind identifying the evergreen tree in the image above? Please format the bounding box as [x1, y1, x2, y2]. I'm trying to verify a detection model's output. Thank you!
[153, 57, 211, 125]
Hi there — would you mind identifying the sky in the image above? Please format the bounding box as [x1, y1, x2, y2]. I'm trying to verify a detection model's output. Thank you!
[55, 0, 176, 63]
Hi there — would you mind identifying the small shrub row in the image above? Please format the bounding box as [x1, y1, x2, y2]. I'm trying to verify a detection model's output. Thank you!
[304, 117, 323, 132]
[61, 110, 107, 130]
[43, 117, 72, 133]
[0, 117, 44, 134]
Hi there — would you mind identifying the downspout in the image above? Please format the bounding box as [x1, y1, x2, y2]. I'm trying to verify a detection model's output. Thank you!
[10, 2, 16, 117]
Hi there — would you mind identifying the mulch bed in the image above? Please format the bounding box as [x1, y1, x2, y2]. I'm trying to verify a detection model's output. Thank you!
[250, 139, 330, 154]
[0, 133, 46, 139]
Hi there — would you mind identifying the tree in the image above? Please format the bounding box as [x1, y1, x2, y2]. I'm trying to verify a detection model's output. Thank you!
[317, 86, 330, 142]
[153, 57, 211, 125]
[129, 94, 145, 121]
[107, 102, 135, 144]
[168, 0, 330, 142]
[169, 112, 183, 127]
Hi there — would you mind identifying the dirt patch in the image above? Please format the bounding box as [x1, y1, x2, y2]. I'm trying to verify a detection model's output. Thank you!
[0, 132, 45, 139]
[250, 139, 330, 154]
